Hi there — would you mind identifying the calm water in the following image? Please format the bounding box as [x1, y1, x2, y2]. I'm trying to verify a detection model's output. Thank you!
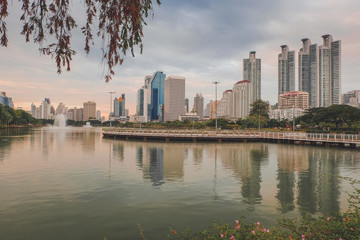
[1, 127, 360, 239]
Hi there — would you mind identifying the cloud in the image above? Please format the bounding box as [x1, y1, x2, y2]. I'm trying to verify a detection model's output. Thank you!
[0, 0, 359, 115]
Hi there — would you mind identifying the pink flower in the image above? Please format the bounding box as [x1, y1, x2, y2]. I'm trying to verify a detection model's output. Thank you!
[263, 228, 267, 232]
[339, 238, 343, 240]
[327, 217, 331, 221]
[256, 221, 260, 225]
[251, 230, 255, 234]
[267, 229, 270, 233]
[235, 220, 239, 224]
[230, 236, 235, 240]
[220, 234, 224, 238]
[235, 224, 240, 230]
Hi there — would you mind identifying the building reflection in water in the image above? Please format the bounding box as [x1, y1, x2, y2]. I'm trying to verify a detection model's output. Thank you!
[112, 143, 124, 162]
[137, 143, 185, 186]
[220, 143, 269, 210]
[277, 145, 341, 216]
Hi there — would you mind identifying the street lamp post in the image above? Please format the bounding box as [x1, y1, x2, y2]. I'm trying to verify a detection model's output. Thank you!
[292, 105, 295, 131]
[108, 91, 116, 127]
[212, 81, 220, 132]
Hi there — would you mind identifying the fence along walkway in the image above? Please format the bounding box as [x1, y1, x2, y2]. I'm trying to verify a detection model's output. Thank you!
[102, 128, 360, 148]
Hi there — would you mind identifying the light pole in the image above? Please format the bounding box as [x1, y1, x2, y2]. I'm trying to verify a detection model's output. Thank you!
[292, 105, 295, 131]
[108, 91, 116, 127]
[212, 81, 220, 132]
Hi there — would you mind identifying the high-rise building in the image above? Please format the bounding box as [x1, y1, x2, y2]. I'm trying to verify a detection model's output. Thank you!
[0, 92, 14, 108]
[243, 51, 261, 101]
[342, 90, 360, 108]
[299, 38, 319, 107]
[217, 90, 232, 118]
[31, 103, 36, 117]
[278, 45, 295, 97]
[204, 101, 212, 118]
[278, 91, 309, 110]
[114, 94, 125, 117]
[96, 110, 101, 121]
[137, 88, 145, 116]
[185, 98, 189, 113]
[56, 102, 66, 115]
[319, 34, 341, 107]
[193, 93, 204, 119]
[209, 100, 220, 119]
[136, 75, 152, 122]
[40, 98, 51, 119]
[83, 101, 96, 120]
[232, 80, 253, 119]
[148, 71, 166, 121]
[164, 76, 185, 121]
[119, 94, 125, 116]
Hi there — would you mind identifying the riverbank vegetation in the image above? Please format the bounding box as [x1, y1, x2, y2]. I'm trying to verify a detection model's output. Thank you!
[0, 103, 41, 128]
[166, 178, 360, 240]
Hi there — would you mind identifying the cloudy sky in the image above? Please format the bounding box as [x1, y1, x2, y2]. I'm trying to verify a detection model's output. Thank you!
[1, 0, 359, 117]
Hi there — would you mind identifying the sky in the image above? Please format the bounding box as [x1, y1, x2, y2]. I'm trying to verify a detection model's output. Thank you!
[1, 0, 359, 117]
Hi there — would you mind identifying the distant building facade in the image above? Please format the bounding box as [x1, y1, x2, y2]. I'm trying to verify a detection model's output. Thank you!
[299, 35, 341, 108]
[193, 93, 204, 120]
[342, 90, 360, 108]
[83, 101, 96, 120]
[278, 45, 295, 97]
[278, 91, 309, 110]
[148, 71, 166, 122]
[298, 38, 319, 107]
[319, 34, 341, 107]
[243, 51, 261, 101]
[0, 92, 14, 108]
[164, 76, 185, 121]
[232, 80, 253, 119]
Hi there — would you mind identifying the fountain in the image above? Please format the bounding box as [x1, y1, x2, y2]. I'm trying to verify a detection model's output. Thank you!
[84, 122, 92, 128]
[53, 114, 67, 127]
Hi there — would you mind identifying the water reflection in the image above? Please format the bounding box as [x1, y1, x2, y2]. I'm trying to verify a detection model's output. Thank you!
[137, 143, 185, 186]
[2, 128, 360, 240]
[220, 144, 268, 210]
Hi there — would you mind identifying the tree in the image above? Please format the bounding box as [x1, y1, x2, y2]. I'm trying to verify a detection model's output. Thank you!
[0, 0, 161, 82]
[249, 99, 270, 119]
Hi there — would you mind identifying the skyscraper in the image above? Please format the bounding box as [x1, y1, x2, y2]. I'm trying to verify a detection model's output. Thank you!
[185, 98, 189, 113]
[278, 45, 295, 97]
[114, 94, 125, 117]
[137, 88, 145, 116]
[243, 51, 261, 101]
[217, 90, 232, 118]
[83, 101, 96, 120]
[40, 98, 51, 119]
[164, 76, 185, 121]
[319, 34, 341, 106]
[136, 75, 152, 122]
[232, 80, 253, 119]
[0, 92, 14, 108]
[148, 71, 166, 121]
[298, 38, 319, 107]
[119, 94, 125, 116]
[193, 93, 204, 119]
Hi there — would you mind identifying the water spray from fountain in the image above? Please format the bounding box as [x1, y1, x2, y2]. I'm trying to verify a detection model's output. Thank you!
[53, 114, 67, 128]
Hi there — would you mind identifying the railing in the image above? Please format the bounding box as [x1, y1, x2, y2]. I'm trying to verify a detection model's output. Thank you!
[102, 128, 360, 145]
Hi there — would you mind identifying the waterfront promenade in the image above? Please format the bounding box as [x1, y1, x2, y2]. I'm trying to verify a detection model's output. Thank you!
[102, 128, 360, 148]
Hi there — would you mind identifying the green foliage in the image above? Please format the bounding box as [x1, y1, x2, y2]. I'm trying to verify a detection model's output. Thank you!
[297, 105, 360, 132]
[0, 103, 40, 126]
[250, 99, 270, 119]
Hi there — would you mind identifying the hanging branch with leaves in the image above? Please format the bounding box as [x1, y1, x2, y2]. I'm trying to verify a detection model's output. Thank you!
[0, 0, 161, 82]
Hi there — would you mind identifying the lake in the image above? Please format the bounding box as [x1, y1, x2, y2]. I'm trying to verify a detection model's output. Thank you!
[1, 127, 359, 239]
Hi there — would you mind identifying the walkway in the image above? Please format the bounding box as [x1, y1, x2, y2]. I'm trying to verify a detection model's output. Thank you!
[102, 128, 360, 148]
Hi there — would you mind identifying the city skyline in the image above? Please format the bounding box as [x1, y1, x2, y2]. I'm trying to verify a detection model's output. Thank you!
[0, 0, 359, 115]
